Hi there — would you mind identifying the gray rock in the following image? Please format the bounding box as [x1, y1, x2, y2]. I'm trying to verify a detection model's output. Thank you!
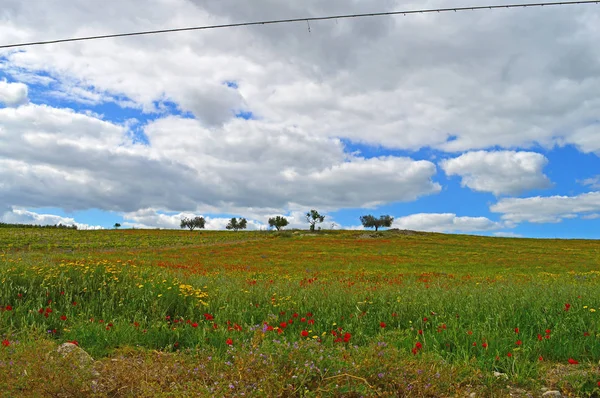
[57, 343, 99, 377]
[493, 371, 508, 380]
[542, 391, 561, 398]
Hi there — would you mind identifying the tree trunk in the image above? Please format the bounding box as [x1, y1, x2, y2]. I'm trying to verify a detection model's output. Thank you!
[375, 226, 379, 231]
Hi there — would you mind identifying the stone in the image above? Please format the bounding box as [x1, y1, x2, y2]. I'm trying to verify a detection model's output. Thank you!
[493, 371, 508, 380]
[56, 343, 99, 377]
[542, 391, 561, 398]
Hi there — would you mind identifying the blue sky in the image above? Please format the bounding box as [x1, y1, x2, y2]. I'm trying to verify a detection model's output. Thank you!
[1, 0, 600, 237]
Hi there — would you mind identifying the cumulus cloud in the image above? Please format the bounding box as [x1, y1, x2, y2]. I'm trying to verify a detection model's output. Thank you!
[1, 208, 102, 229]
[392, 213, 503, 233]
[0, 80, 28, 107]
[440, 151, 552, 196]
[493, 232, 523, 238]
[490, 191, 600, 223]
[2, 0, 600, 152]
[0, 100, 441, 214]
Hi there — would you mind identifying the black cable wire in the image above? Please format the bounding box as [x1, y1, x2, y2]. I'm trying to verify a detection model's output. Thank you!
[0, 0, 599, 50]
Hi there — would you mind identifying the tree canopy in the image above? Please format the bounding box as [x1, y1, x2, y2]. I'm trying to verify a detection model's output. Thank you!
[359, 215, 394, 231]
[306, 210, 325, 232]
[226, 217, 247, 231]
[268, 216, 289, 231]
[180, 216, 206, 231]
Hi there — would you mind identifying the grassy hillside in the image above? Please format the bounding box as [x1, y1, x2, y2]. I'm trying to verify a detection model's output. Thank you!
[1, 228, 599, 396]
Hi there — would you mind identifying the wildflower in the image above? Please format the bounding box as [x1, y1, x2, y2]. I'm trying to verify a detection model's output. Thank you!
[307, 319, 315, 325]
[226, 338, 233, 345]
[415, 342, 423, 350]
[204, 313, 214, 321]
[392, 312, 397, 317]
[472, 342, 477, 347]
[545, 329, 551, 334]
[482, 342, 488, 349]
[72, 302, 76, 306]
[467, 330, 473, 335]
[191, 322, 198, 328]
[423, 317, 428, 322]
[213, 323, 218, 329]
[279, 322, 287, 329]
[293, 313, 299, 318]
[516, 340, 522, 346]
[1, 339, 9, 347]
[300, 317, 306, 322]
[539, 356, 543, 361]
[507, 352, 512, 357]
[133, 322, 140, 328]
[343, 332, 351, 342]
[5, 305, 12, 311]
[584, 332, 590, 337]
[514, 328, 519, 334]
[306, 312, 313, 317]
[380, 322, 386, 328]
[568, 358, 579, 365]
[301, 330, 309, 337]
[60, 315, 67, 321]
[564, 303, 571, 311]
[418, 329, 423, 335]
[68, 340, 78, 346]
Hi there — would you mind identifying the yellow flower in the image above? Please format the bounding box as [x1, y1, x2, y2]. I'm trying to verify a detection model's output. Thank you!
[590, 308, 596, 313]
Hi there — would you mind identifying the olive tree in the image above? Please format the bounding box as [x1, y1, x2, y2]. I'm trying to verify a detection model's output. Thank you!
[268, 216, 289, 231]
[226, 217, 247, 231]
[306, 210, 325, 232]
[359, 215, 394, 231]
[180, 216, 206, 231]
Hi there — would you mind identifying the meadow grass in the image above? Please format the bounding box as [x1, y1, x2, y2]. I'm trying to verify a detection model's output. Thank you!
[1, 228, 600, 396]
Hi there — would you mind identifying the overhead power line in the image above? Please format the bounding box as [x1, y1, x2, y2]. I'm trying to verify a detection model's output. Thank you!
[0, 0, 598, 50]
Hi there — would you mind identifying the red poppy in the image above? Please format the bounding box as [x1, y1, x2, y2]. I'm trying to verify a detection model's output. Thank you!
[545, 329, 551, 334]
[191, 322, 198, 328]
[423, 317, 428, 322]
[514, 328, 519, 334]
[568, 358, 579, 365]
[279, 322, 287, 329]
[306, 312, 313, 317]
[72, 302, 76, 306]
[38, 308, 44, 314]
[343, 332, 351, 342]
[1, 339, 9, 347]
[68, 340, 78, 346]
[507, 352, 512, 357]
[537, 334, 543, 341]
[380, 322, 386, 328]
[213, 323, 218, 329]
[301, 330, 309, 337]
[415, 341, 422, 350]
[5, 305, 12, 311]
[467, 330, 473, 335]
[203, 313, 214, 321]
[418, 329, 423, 335]
[472, 342, 477, 347]
[584, 332, 590, 337]
[307, 319, 315, 325]
[288, 319, 293, 325]
[564, 303, 571, 311]
[60, 315, 67, 321]
[133, 322, 140, 327]
[226, 338, 233, 345]
[300, 317, 306, 322]
[293, 313, 299, 318]
[482, 342, 488, 349]
[516, 340, 522, 346]
[538, 356, 543, 361]
[266, 325, 273, 331]
[392, 312, 397, 317]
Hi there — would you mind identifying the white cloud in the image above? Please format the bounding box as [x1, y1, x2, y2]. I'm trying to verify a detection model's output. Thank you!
[0, 80, 28, 107]
[490, 191, 600, 223]
[440, 151, 551, 196]
[0, 101, 441, 214]
[581, 175, 600, 189]
[392, 213, 503, 233]
[1, 208, 102, 229]
[493, 232, 523, 238]
[2, 0, 600, 153]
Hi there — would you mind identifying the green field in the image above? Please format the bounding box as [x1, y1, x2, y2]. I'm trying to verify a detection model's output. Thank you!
[1, 227, 600, 397]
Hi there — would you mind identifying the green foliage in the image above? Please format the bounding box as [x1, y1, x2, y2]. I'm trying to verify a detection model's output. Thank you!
[268, 216, 289, 231]
[0, 222, 77, 229]
[114, 223, 121, 229]
[180, 216, 206, 231]
[360, 214, 394, 231]
[306, 209, 325, 231]
[226, 217, 247, 231]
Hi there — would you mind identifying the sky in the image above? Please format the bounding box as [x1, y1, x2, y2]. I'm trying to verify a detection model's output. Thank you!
[1, 0, 600, 238]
